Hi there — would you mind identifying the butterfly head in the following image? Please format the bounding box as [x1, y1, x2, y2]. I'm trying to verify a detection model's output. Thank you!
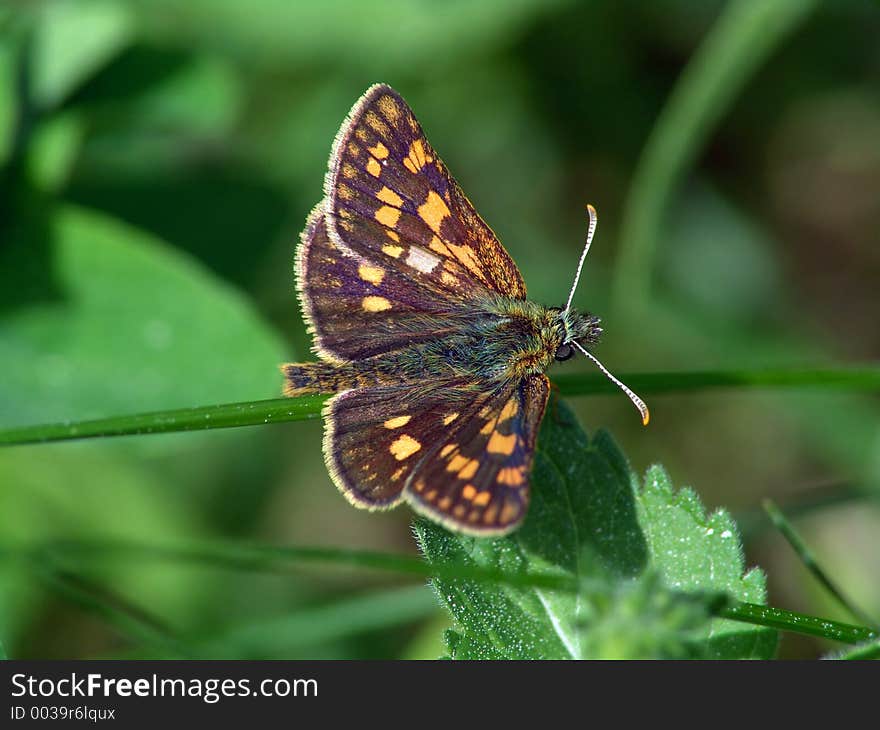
[549, 307, 602, 362]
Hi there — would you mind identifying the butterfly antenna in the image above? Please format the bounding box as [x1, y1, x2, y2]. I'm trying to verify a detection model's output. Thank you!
[572, 340, 650, 426]
[563, 204, 598, 315]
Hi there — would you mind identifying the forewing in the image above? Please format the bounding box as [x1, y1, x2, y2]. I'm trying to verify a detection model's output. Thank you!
[324, 83, 527, 303]
[297, 202, 478, 361]
[325, 379, 493, 510]
[406, 374, 550, 536]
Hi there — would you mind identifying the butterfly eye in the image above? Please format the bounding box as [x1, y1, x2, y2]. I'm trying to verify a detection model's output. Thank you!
[554, 343, 573, 362]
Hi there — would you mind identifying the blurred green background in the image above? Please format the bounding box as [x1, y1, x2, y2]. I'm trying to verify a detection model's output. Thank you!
[0, 0, 878, 659]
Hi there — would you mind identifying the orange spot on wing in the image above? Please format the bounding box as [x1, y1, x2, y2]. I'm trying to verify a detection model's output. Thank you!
[483, 503, 499, 524]
[367, 141, 389, 159]
[458, 459, 479, 480]
[376, 186, 403, 207]
[365, 111, 389, 136]
[440, 443, 457, 457]
[499, 501, 519, 526]
[499, 399, 519, 422]
[406, 139, 432, 171]
[382, 243, 403, 257]
[442, 413, 459, 425]
[383, 415, 410, 429]
[362, 296, 392, 312]
[358, 264, 385, 285]
[473, 491, 492, 507]
[376, 95, 402, 123]
[447, 454, 468, 472]
[487, 431, 517, 456]
[418, 191, 451, 235]
[497, 467, 526, 487]
[448, 243, 485, 279]
[429, 235, 451, 255]
[461, 484, 477, 500]
[375, 205, 401, 228]
[389, 434, 421, 460]
[366, 158, 381, 177]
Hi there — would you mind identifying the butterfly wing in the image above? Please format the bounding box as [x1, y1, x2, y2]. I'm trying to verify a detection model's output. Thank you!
[297, 202, 484, 361]
[298, 84, 526, 362]
[406, 374, 550, 535]
[326, 374, 549, 535]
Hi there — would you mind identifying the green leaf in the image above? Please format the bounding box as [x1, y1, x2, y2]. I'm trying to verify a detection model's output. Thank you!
[416, 399, 777, 659]
[637, 467, 775, 658]
[31, 0, 133, 109]
[0, 204, 289, 432]
[0, 203, 289, 649]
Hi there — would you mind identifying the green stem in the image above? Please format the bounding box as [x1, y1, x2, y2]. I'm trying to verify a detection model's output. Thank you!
[33, 562, 190, 657]
[6, 538, 877, 646]
[9, 539, 577, 594]
[1, 367, 877, 447]
[0, 394, 326, 446]
[612, 0, 819, 314]
[554, 367, 880, 396]
[719, 602, 877, 646]
[763, 499, 877, 628]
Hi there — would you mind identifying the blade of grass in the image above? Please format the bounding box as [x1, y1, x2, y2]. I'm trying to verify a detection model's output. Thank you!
[719, 602, 877, 645]
[32, 561, 190, 657]
[736, 480, 868, 540]
[8, 538, 877, 646]
[554, 367, 880, 396]
[196, 584, 440, 657]
[763, 499, 877, 628]
[612, 0, 819, 314]
[12, 539, 578, 593]
[0, 394, 326, 445]
[1, 367, 877, 446]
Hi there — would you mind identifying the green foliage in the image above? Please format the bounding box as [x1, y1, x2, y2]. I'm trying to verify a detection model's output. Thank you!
[0, 204, 288, 651]
[0, 0, 877, 660]
[416, 400, 776, 659]
[30, 0, 133, 109]
[0, 205, 287, 430]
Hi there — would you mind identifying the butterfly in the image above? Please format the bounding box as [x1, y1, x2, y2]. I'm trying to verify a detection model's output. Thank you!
[282, 84, 648, 536]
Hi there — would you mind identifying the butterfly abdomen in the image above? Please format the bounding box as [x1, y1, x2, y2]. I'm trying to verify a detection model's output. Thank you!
[281, 361, 388, 396]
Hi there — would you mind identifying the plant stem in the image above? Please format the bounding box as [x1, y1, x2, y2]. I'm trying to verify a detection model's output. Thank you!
[0, 394, 326, 445]
[612, 0, 819, 315]
[6, 538, 877, 646]
[763, 499, 877, 628]
[32, 561, 190, 657]
[718, 602, 877, 646]
[1, 367, 877, 447]
[554, 367, 880, 396]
